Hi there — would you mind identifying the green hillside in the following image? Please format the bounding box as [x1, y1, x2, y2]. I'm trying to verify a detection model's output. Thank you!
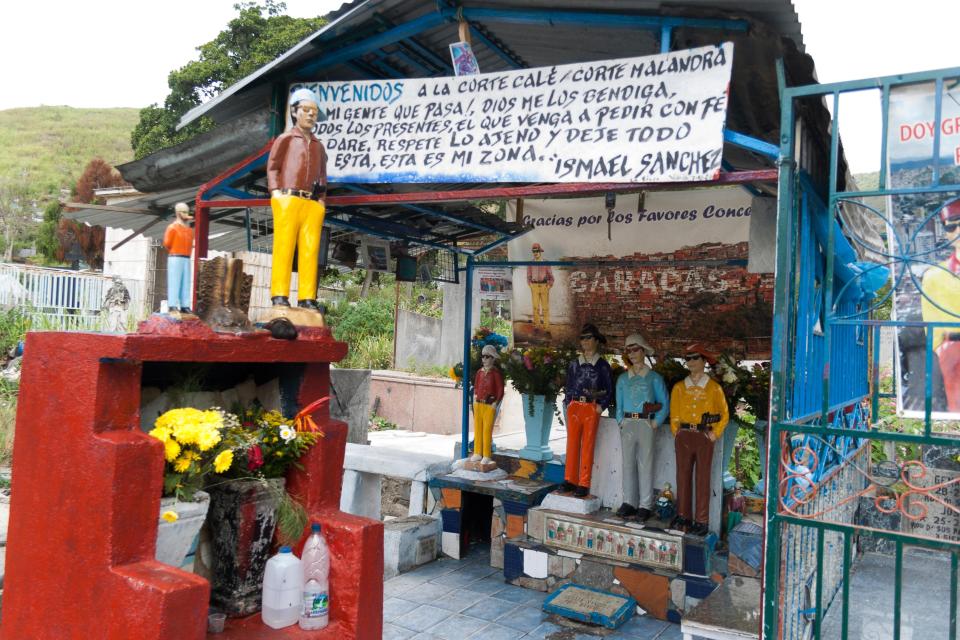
[0, 106, 140, 198]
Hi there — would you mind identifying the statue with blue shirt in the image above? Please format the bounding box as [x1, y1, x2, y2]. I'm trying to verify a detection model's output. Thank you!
[615, 333, 669, 521]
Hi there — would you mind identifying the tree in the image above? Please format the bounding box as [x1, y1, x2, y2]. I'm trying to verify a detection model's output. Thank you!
[75, 157, 127, 204]
[132, 1, 327, 159]
[0, 180, 36, 262]
[36, 201, 63, 263]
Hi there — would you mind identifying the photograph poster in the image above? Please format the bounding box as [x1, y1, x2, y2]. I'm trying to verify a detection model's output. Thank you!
[886, 81, 960, 418]
[477, 267, 512, 301]
[362, 239, 391, 272]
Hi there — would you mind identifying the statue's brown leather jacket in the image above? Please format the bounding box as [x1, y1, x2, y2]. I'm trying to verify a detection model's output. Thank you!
[266, 126, 327, 194]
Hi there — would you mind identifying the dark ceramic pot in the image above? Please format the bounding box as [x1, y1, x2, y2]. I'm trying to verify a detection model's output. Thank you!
[206, 477, 285, 616]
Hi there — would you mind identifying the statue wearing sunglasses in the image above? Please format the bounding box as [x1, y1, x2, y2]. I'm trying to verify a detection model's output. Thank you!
[471, 344, 504, 467]
[668, 343, 729, 536]
[561, 323, 613, 497]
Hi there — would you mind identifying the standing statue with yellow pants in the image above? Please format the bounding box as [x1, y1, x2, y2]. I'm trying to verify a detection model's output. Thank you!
[472, 344, 504, 466]
[266, 87, 327, 316]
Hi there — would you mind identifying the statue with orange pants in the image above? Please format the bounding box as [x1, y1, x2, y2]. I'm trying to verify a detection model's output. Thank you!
[266, 87, 328, 316]
[669, 343, 729, 536]
[471, 344, 504, 466]
[562, 323, 613, 498]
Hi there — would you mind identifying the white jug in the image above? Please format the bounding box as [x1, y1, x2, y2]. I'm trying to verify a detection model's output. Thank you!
[261, 546, 303, 629]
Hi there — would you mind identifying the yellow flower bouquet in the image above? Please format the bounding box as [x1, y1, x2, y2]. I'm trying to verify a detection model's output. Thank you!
[149, 407, 244, 502]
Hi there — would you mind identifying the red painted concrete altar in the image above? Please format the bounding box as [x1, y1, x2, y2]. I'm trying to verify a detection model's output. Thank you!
[1, 320, 383, 639]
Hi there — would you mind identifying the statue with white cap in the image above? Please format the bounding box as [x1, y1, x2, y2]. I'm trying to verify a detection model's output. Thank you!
[470, 344, 504, 470]
[264, 86, 328, 325]
[614, 333, 669, 521]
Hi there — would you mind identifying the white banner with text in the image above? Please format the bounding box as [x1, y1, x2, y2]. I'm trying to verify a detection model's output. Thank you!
[290, 43, 733, 183]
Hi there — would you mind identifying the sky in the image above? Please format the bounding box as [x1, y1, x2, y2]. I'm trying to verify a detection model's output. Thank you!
[1, 0, 956, 173]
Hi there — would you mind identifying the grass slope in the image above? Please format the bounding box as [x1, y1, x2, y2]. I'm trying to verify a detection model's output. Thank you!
[0, 105, 139, 197]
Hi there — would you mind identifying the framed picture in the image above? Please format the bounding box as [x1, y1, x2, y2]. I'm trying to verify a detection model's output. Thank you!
[362, 239, 391, 272]
[449, 41, 480, 77]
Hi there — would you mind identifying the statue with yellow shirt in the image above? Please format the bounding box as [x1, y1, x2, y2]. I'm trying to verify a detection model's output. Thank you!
[669, 343, 729, 536]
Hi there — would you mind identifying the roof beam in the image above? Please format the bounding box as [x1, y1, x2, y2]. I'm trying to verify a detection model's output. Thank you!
[203, 170, 777, 209]
[296, 12, 446, 77]
[724, 129, 779, 162]
[465, 22, 526, 69]
[340, 184, 500, 236]
[437, 6, 749, 32]
[326, 170, 779, 205]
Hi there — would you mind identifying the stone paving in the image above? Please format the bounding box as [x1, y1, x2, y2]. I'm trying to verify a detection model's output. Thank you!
[382, 549, 684, 640]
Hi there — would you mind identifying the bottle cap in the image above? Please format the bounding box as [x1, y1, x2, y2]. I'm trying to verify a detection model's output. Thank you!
[280, 546, 292, 553]
[312, 523, 322, 533]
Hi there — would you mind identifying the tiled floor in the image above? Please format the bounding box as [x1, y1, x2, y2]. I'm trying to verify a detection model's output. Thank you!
[382, 551, 683, 639]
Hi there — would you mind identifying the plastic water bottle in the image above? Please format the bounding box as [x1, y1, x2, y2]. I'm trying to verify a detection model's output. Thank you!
[299, 523, 330, 630]
[262, 546, 303, 629]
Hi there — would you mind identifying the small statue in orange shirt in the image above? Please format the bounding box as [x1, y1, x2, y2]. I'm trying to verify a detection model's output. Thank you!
[162, 202, 194, 315]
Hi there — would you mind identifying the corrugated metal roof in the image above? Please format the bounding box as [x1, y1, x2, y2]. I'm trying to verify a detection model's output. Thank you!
[178, 0, 807, 129]
[108, 0, 823, 254]
[63, 187, 260, 254]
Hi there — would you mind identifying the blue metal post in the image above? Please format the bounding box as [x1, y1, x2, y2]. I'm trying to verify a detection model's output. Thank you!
[460, 255, 474, 460]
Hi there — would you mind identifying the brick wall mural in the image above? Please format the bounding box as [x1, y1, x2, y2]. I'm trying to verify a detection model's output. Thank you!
[506, 189, 774, 358]
[565, 242, 773, 359]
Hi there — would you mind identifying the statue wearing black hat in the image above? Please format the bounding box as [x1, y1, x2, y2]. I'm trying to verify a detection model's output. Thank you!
[561, 323, 613, 497]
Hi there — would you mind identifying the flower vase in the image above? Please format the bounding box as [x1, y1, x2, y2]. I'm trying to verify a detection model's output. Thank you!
[720, 417, 742, 490]
[206, 477, 286, 616]
[518, 394, 555, 461]
[155, 490, 210, 570]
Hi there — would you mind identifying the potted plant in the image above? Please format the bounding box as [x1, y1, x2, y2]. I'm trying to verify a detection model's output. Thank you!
[148, 407, 241, 569]
[206, 403, 321, 617]
[501, 345, 575, 461]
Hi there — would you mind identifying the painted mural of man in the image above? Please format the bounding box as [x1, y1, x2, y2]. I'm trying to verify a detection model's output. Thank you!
[921, 197, 960, 411]
[266, 87, 328, 314]
[527, 243, 554, 334]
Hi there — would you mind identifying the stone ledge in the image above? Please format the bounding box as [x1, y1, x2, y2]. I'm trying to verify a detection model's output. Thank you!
[344, 443, 451, 481]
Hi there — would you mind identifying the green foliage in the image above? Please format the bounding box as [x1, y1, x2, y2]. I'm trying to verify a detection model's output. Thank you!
[339, 334, 393, 370]
[275, 490, 308, 545]
[329, 295, 394, 345]
[0, 307, 30, 356]
[479, 305, 511, 338]
[0, 382, 17, 464]
[36, 201, 62, 263]
[399, 281, 442, 318]
[500, 346, 576, 400]
[730, 419, 764, 490]
[872, 373, 927, 464]
[0, 107, 138, 199]
[132, 1, 327, 159]
[369, 412, 399, 431]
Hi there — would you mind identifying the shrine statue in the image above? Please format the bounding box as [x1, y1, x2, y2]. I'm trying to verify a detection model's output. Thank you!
[615, 333, 669, 521]
[266, 87, 328, 316]
[162, 202, 194, 314]
[471, 344, 504, 466]
[656, 483, 676, 522]
[727, 482, 746, 533]
[561, 323, 613, 497]
[669, 343, 729, 536]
